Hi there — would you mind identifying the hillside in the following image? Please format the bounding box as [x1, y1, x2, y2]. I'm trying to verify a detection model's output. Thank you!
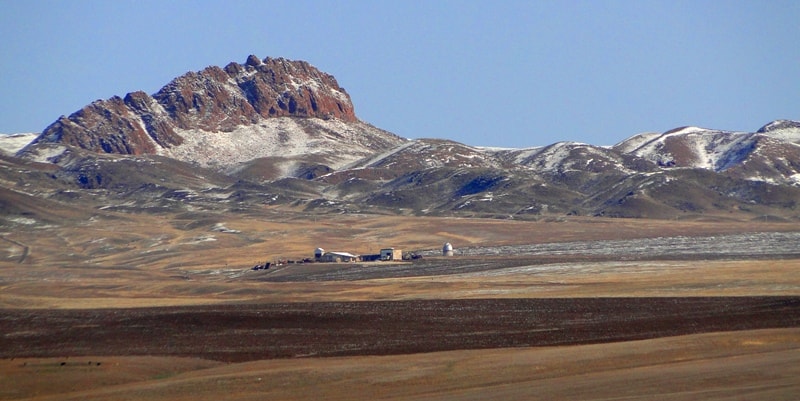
[3, 56, 799, 223]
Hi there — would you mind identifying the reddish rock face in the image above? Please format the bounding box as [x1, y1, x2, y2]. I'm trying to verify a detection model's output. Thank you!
[122, 91, 183, 148]
[154, 66, 262, 132]
[227, 57, 357, 123]
[34, 55, 358, 155]
[37, 96, 160, 155]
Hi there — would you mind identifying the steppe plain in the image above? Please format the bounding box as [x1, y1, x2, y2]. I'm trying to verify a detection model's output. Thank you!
[2, 210, 800, 400]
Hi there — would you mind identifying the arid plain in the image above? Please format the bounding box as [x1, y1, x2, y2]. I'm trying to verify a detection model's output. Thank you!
[2, 210, 800, 400]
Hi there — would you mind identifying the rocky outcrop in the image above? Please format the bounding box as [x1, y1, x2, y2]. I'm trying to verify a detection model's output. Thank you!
[221, 57, 356, 123]
[32, 96, 164, 155]
[24, 55, 358, 158]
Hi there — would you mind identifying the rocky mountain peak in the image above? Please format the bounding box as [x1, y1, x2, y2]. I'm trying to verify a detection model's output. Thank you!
[245, 54, 263, 67]
[22, 55, 360, 161]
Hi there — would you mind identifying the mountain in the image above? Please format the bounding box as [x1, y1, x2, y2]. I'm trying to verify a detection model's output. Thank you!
[5, 56, 800, 222]
[613, 122, 800, 186]
[19, 55, 406, 171]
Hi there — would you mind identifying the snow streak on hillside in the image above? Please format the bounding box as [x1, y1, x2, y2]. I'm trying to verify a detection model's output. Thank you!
[0, 133, 37, 155]
[758, 120, 800, 143]
[162, 117, 402, 169]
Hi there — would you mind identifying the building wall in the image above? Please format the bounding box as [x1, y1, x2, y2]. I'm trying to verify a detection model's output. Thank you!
[319, 253, 339, 263]
[319, 252, 357, 263]
[380, 248, 402, 261]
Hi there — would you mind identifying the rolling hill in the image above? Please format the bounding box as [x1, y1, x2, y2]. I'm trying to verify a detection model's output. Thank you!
[2, 55, 798, 224]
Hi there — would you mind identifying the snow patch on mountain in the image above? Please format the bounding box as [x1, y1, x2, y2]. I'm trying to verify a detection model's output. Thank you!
[758, 120, 800, 143]
[506, 147, 544, 165]
[17, 143, 69, 163]
[624, 126, 756, 171]
[345, 139, 498, 172]
[502, 142, 634, 174]
[613, 132, 661, 154]
[0, 133, 38, 155]
[348, 140, 417, 169]
[161, 117, 401, 171]
[528, 142, 586, 171]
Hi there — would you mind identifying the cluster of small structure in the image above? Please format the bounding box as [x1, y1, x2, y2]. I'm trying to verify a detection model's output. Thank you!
[315, 247, 405, 263]
[252, 243, 454, 270]
[313, 243, 455, 263]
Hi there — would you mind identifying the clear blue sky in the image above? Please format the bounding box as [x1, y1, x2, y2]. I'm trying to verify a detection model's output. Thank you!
[1, 0, 798, 147]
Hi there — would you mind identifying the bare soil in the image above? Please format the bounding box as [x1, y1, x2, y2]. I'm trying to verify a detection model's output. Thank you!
[2, 297, 799, 363]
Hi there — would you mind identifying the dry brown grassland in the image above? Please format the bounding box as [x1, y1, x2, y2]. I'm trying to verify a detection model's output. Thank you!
[1, 212, 799, 400]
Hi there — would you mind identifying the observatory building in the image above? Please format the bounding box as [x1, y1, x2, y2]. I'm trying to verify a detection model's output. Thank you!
[443, 242, 454, 256]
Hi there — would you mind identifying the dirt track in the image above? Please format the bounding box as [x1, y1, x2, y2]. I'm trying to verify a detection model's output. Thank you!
[3, 297, 799, 363]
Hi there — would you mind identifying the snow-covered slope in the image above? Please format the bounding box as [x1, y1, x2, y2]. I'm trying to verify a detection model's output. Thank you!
[162, 117, 404, 169]
[492, 141, 648, 175]
[608, 122, 800, 186]
[616, 126, 740, 169]
[613, 132, 662, 154]
[346, 138, 503, 173]
[0, 133, 37, 155]
[757, 120, 800, 143]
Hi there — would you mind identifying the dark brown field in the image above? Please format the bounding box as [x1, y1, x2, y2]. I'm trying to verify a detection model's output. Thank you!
[3, 297, 798, 363]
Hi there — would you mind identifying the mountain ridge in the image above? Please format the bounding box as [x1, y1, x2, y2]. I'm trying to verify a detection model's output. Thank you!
[4, 56, 800, 222]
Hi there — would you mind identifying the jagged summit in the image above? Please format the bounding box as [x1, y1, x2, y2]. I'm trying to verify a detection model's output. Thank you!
[149, 55, 357, 131]
[19, 55, 403, 168]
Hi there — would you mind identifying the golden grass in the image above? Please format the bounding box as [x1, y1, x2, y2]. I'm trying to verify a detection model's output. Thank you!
[1, 214, 799, 308]
[5, 328, 799, 401]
